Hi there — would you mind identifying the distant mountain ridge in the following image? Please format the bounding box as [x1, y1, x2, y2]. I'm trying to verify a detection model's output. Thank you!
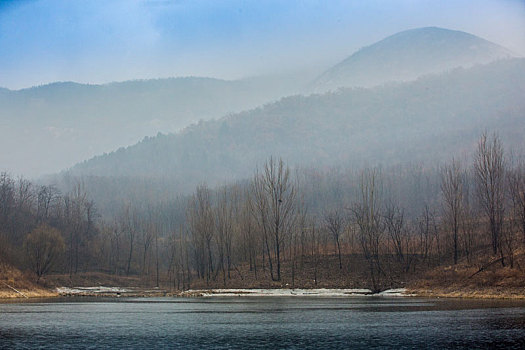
[2, 26, 518, 178]
[314, 27, 516, 90]
[0, 76, 307, 176]
[67, 59, 525, 199]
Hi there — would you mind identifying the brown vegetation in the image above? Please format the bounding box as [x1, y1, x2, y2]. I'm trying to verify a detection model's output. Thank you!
[0, 263, 57, 299]
[408, 248, 525, 299]
[1, 133, 525, 300]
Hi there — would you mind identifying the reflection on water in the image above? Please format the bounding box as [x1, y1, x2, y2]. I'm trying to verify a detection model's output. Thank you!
[1, 297, 525, 349]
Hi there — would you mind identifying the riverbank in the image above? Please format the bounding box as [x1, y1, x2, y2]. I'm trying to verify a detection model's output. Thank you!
[2, 285, 524, 300]
[408, 287, 525, 299]
[176, 288, 410, 297]
[0, 288, 57, 299]
[3, 253, 525, 300]
[0, 264, 58, 299]
[407, 256, 525, 299]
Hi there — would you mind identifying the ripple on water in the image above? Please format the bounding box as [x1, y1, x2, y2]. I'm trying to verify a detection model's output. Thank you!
[1, 297, 524, 349]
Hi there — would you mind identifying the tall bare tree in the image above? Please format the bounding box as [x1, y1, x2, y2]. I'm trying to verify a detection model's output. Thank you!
[323, 209, 345, 269]
[251, 157, 297, 281]
[240, 190, 258, 278]
[36, 185, 61, 224]
[63, 182, 96, 275]
[416, 205, 437, 266]
[118, 204, 136, 276]
[351, 169, 384, 293]
[441, 159, 464, 265]
[384, 203, 413, 272]
[508, 160, 525, 246]
[474, 133, 506, 260]
[215, 186, 235, 285]
[187, 185, 215, 284]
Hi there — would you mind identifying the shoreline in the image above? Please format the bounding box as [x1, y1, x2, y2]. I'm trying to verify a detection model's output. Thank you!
[0, 289, 58, 300]
[176, 288, 411, 297]
[2, 286, 525, 301]
[407, 287, 525, 300]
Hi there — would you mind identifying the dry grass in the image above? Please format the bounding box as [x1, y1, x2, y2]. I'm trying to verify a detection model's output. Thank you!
[0, 263, 58, 299]
[178, 254, 374, 291]
[43, 272, 143, 288]
[408, 248, 525, 299]
[3, 248, 525, 300]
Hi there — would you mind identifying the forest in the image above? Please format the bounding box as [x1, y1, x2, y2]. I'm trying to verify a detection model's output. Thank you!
[66, 58, 525, 213]
[1, 132, 524, 293]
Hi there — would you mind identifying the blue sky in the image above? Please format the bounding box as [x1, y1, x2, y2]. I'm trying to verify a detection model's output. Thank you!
[1, 0, 524, 89]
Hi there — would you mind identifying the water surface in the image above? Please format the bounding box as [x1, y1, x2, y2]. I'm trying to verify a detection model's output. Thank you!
[1, 296, 524, 349]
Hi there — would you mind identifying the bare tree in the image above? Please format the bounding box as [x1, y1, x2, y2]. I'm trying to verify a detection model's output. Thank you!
[309, 219, 322, 286]
[508, 160, 525, 246]
[460, 177, 475, 264]
[240, 190, 258, 278]
[37, 185, 61, 224]
[109, 222, 122, 275]
[137, 210, 154, 276]
[0, 173, 15, 246]
[474, 133, 506, 261]
[324, 210, 345, 269]
[251, 157, 297, 281]
[416, 205, 437, 266]
[187, 185, 215, 284]
[502, 219, 516, 268]
[351, 169, 384, 293]
[119, 204, 136, 276]
[441, 159, 463, 265]
[13, 177, 34, 244]
[384, 203, 413, 272]
[215, 186, 235, 286]
[63, 182, 96, 275]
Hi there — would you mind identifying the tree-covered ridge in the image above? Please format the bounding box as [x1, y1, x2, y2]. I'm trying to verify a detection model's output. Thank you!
[0, 76, 305, 176]
[69, 59, 525, 196]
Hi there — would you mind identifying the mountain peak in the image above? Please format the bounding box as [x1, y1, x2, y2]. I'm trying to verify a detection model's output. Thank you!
[315, 27, 515, 91]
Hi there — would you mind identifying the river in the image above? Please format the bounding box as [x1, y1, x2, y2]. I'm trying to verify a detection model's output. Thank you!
[1, 296, 524, 349]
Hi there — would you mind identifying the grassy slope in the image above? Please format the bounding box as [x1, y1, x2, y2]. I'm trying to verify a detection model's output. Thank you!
[407, 249, 525, 299]
[0, 264, 57, 299]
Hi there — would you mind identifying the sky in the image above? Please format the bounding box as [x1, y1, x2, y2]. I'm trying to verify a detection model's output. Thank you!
[0, 0, 524, 89]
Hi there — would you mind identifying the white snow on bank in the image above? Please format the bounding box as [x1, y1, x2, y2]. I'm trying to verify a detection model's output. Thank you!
[182, 288, 410, 297]
[56, 286, 131, 295]
[55, 286, 412, 297]
[378, 288, 413, 297]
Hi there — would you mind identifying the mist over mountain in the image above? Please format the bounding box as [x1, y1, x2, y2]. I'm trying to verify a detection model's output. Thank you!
[62, 58, 525, 210]
[314, 27, 516, 91]
[2, 27, 520, 181]
[0, 75, 309, 176]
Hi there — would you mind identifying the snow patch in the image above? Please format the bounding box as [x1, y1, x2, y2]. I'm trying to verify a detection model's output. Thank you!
[182, 288, 413, 297]
[184, 288, 374, 297]
[56, 286, 131, 295]
[378, 288, 412, 297]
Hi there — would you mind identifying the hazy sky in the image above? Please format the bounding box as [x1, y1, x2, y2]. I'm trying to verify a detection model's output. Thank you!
[1, 0, 524, 89]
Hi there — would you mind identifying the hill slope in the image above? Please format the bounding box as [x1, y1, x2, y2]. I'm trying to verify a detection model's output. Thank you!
[0, 76, 306, 176]
[67, 59, 525, 197]
[314, 27, 516, 91]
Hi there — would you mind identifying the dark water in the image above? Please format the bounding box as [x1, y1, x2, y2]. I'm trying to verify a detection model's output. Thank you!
[1, 297, 525, 349]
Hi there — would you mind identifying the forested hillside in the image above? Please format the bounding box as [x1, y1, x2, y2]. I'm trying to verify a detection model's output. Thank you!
[0, 75, 306, 176]
[1, 27, 515, 178]
[65, 58, 525, 212]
